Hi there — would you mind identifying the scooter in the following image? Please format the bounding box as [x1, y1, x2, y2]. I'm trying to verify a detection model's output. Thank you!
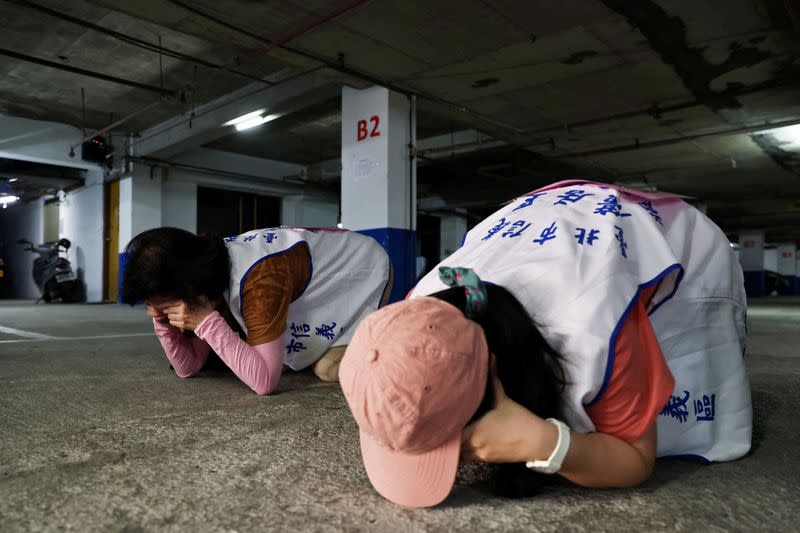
[18, 238, 82, 303]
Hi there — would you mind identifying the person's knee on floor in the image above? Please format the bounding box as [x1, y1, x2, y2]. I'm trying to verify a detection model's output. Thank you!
[313, 346, 347, 382]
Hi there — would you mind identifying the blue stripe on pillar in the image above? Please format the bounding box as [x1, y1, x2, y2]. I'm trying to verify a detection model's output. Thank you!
[357, 227, 416, 304]
[743, 271, 765, 298]
[118, 252, 130, 304]
[783, 275, 798, 295]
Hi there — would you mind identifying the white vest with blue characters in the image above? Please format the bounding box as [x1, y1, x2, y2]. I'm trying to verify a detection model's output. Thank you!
[224, 227, 391, 370]
[411, 182, 751, 462]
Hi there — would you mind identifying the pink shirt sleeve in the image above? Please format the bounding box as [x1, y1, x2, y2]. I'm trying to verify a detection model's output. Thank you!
[153, 319, 210, 378]
[194, 311, 283, 396]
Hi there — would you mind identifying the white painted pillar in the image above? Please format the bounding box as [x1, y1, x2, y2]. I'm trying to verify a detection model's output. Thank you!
[776, 243, 797, 295]
[341, 86, 416, 302]
[59, 168, 105, 302]
[118, 164, 164, 301]
[739, 231, 765, 297]
[440, 214, 468, 261]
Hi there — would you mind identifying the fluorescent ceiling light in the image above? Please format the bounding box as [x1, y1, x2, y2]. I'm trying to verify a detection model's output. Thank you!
[8, 178, 17, 182]
[223, 109, 266, 127]
[234, 114, 279, 132]
[757, 124, 800, 151]
[0, 195, 19, 205]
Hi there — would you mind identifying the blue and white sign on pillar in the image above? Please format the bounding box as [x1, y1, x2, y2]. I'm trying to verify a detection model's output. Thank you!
[341, 86, 416, 302]
[776, 243, 797, 295]
[739, 231, 765, 297]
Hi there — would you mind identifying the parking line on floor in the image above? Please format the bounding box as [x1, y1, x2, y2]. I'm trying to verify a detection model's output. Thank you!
[0, 332, 154, 344]
[0, 325, 57, 340]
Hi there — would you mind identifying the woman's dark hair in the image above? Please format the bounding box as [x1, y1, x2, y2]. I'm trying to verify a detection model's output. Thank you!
[431, 284, 565, 499]
[121, 227, 231, 306]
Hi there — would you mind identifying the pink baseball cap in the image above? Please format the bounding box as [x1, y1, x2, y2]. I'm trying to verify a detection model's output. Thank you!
[339, 297, 489, 508]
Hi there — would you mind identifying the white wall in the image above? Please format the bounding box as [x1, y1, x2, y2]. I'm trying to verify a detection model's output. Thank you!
[174, 148, 304, 180]
[0, 199, 44, 299]
[764, 247, 778, 272]
[776, 243, 797, 276]
[0, 114, 103, 171]
[162, 179, 197, 233]
[60, 170, 105, 302]
[440, 214, 468, 261]
[739, 231, 765, 271]
[281, 195, 338, 227]
[118, 166, 164, 251]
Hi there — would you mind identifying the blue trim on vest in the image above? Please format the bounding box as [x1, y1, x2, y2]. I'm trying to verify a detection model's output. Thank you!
[657, 454, 711, 465]
[585, 263, 685, 408]
[648, 267, 686, 317]
[356, 227, 416, 304]
[237, 241, 312, 318]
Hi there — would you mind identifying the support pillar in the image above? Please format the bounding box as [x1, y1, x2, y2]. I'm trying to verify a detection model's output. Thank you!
[739, 231, 765, 297]
[776, 243, 797, 295]
[341, 86, 416, 302]
[439, 213, 468, 261]
[117, 164, 164, 302]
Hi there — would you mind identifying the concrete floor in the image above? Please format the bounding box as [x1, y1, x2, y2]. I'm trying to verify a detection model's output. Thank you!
[0, 299, 798, 532]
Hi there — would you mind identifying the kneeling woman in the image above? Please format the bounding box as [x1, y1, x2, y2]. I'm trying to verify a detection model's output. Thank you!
[339, 181, 751, 507]
[122, 226, 391, 395]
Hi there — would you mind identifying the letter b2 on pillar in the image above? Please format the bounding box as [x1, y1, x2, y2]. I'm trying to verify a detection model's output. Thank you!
[341, 86, 416, 303]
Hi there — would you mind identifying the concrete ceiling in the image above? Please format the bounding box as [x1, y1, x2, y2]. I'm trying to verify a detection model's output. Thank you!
[1, 0, 800, 240]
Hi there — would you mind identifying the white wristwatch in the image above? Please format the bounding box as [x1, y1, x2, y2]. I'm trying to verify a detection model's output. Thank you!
[525, 418, 571, 474]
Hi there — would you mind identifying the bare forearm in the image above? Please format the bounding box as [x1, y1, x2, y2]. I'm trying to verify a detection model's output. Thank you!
[558, 428, 655, 488]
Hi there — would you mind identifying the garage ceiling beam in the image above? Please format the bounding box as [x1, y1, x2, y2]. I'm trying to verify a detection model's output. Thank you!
[0, 47, 179, 97]
[5, 0, 275, 87]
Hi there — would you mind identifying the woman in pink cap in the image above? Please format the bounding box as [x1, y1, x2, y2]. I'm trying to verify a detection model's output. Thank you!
[340, 180, 750, 507]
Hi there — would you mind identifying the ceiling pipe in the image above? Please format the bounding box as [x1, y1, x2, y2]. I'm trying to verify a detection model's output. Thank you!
[70, 100, 163, 156]
[551, 117, 800, 159]
[0, 47, 179, 97]
[127, 66, 324, 152]
[6, 0, 276, 86]
[417, 139, 507, 158]
[64, 0, 372, 153]
[127, 156, 337, 201]
[168, 0, 526, 135]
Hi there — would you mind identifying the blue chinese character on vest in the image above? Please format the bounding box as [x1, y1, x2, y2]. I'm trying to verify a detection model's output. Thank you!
[660, 390, 691, 423]
[502, 220, 532, 238]
[512, 193, 546, 212]
[595, 195, 631, 217]
[554, 189, 594, 206]
[638, 201, 663, 226]
[575, 228, 600, 246]
[482, 218, 510, 241]
[315, 322, 338, 340]
[533, 222, 558, 245]
[614, 226, 628, 258]
[694, 394, 716, 421]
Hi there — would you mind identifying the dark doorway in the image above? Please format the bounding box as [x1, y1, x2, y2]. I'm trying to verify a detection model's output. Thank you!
[196, 187, 281, 238]
[416, 214, 441, 281]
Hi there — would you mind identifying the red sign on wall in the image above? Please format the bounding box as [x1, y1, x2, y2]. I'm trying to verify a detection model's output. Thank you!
[743, 240, 755, 248]
[357, 115, 381, 141]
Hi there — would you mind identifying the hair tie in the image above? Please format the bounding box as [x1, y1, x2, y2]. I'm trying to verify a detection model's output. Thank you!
[438, 266, 488, 319]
